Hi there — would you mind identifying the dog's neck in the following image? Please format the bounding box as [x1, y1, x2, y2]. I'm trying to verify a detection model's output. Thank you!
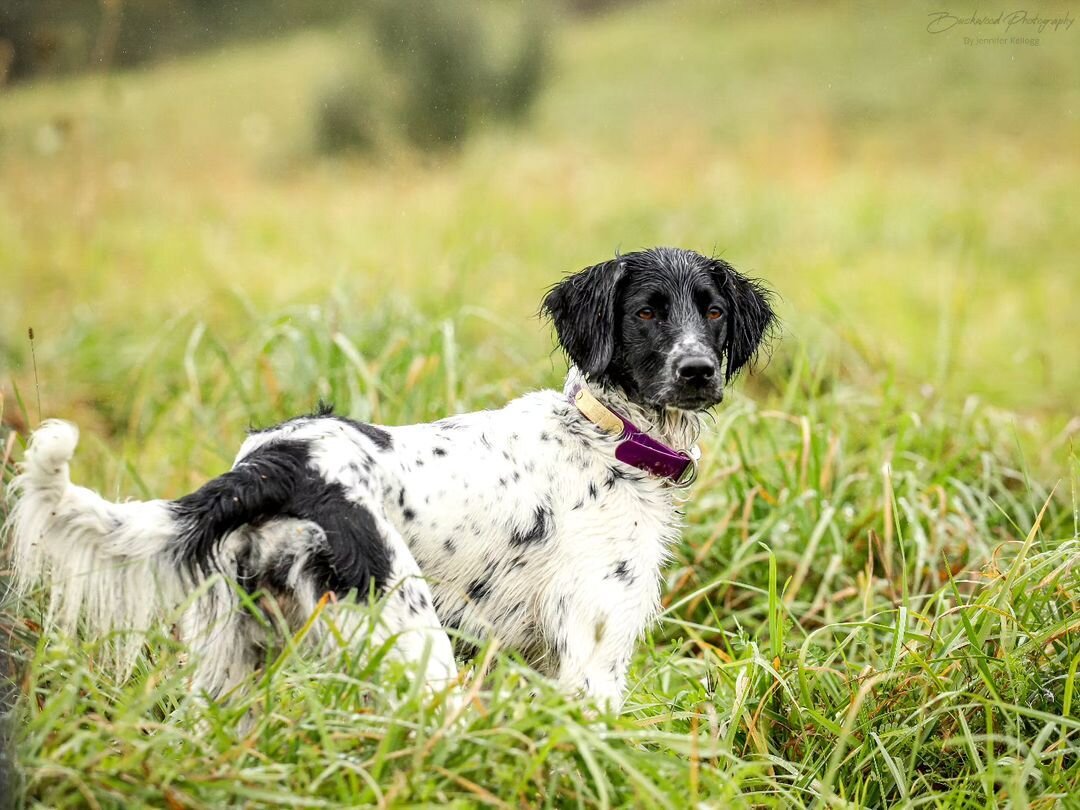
[562, 367, 702, 453]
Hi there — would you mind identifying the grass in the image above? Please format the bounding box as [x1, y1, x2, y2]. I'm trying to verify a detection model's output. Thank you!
[2, 0, 1079, 806]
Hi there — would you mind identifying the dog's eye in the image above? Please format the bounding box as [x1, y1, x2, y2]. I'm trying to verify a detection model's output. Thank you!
[637, 308, 656, 321]
[706, 306, 723, 320]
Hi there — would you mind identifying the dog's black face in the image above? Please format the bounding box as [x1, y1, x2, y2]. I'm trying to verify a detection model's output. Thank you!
[543, 247, 776, 411]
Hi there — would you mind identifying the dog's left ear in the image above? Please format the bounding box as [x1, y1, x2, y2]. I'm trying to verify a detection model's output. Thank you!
[542, 258, 627, 378]
[707, 258, 778, 379]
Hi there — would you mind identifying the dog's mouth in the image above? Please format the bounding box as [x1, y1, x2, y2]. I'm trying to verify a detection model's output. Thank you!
[670, 394, 723, 411]
[647, 386, 724, 412]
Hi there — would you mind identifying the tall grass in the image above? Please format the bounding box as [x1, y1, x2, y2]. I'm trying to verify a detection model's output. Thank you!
[2, 301, 1077, 807]
[1, 0, 1078, 806]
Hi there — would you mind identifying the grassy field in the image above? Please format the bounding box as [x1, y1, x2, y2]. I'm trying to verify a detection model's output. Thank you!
[2, 1, 1079, 806]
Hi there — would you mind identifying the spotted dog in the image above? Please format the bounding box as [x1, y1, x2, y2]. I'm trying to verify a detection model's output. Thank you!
[7, 247, 776, 709]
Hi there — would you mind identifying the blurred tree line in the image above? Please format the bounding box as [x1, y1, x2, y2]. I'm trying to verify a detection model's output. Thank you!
[0, 0, 357, 83]
[0, 0, 641, 153]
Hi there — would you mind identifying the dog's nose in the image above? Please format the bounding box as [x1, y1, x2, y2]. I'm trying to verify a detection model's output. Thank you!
[676, 356, 716, 384]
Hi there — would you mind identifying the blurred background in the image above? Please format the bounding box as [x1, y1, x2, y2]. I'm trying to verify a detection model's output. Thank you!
[0, 0, 1077, 483]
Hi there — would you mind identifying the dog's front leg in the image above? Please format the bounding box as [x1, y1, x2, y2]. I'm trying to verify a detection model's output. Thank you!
[548, 592, 636, 712]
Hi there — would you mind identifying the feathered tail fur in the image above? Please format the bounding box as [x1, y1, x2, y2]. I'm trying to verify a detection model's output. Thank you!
[6, 420, 190, 670]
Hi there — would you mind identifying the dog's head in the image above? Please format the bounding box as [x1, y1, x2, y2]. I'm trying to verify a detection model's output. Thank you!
[543, 247, 777, 411]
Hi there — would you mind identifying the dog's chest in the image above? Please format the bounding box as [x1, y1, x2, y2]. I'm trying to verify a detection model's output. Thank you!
[379, 394, 681, 646]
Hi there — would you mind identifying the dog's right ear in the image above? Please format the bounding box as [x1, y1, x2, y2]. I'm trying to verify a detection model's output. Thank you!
[541, 259, 627, 378]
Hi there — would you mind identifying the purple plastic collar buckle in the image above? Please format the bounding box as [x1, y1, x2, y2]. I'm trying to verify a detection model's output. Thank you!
[570, 386, 697, 486]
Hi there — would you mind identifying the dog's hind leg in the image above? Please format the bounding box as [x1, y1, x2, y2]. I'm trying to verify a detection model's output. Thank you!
[249, 514, 459, 698]
[318, 517, 459, 696]
[371, 513, 458, 690]
[176, 576, 268, 701]
[170, 571, 279, 735]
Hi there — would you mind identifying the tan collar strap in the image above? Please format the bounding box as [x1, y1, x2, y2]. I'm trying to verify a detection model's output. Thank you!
[572, 387, 624, 435]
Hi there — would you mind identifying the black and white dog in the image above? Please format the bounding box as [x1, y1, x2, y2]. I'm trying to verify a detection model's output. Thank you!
[7, 247, 776, 709]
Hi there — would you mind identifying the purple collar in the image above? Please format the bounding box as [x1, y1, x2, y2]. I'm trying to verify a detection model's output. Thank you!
[569, 386, 697, 485]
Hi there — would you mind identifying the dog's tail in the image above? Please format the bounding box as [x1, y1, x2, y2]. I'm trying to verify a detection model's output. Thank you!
[7, 420, 190, 656]
[6, 420, 304, 672]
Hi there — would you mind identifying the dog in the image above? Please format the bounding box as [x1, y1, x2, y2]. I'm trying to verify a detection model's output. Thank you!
[6, 247, 776, 710]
